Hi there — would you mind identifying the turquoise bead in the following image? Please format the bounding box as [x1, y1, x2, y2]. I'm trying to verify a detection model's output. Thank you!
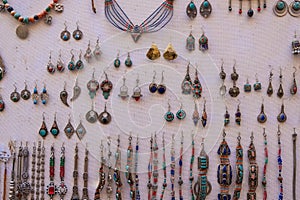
[189, 2, 196, 9]
[3, 0, 7, 4]
[277, 1, 285, 10]
[39, 129, 47, 137]
[203, 1, 209, 8]
[23, 17, 29, 24]
[66, 128, 71, 133]
[51, 129, 58, 135]
[77, 128, 83, 134]
[293, 1, 300, 10]
[14, 13, 20, 19]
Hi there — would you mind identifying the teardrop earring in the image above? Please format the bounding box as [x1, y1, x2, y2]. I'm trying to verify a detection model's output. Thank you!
[229, 61, 240, 97]
[235, 100, 241, 125]
[93, 37, 102, 59]
[100, 71, 113, 99]
[219, 59, 227, 96]
[163, 43, 178, 61]
[244, 77, 251, 92]
[146, 43, 161, 60]
[164, 101, 174, 122]
[267, 68, 274, 96]
[247, 0, 254, 17]
[46, 51, 55, 74]
[125, 52, 133, 67]
[84, 41, 93, 62]
[192, 67, 202, 98]
[192, 100, 200, 126]
[56, 50, 65, 72]
[277, 68, 284, 98]
[98, 103, 112, 125]
[50, 112, 60, 137]
[199, 0, 212, 18]
[75, 50, 84, 70]
[73, 21, 83, 40]
[253, 73, 262, 91]
[119, 76, 129, 99]
[68, 49, 76, 71]
[201, 98, 207, 127]
[10, 83, 20, 102]
[186, 30, 195, 51]
[60, 22, 71, 41]
[21, 81, 31, 100]
[292, 31, 300, 55]
[32, 81, 39, 105]
[181, 63, 192, 94]
[277, 101, 287, 123]
[199, 28, 208, 51]
[70, 78, 81, 102]
[224, 106, 230, 126]
[290, 66, 297, 95]
[176, 103, 186, 120]
[87, 69, 100, 99]
[289, 0, 300, 17]
[257, 98, 267, 123]
[86, 101, 98, 124]
[186, 0, 197, 19]
[149, 71, 158, 93]
[64, 114, 75, 139]
[40, 83, 49, 105]
[60, 82, 69, 107]
[114, 51, 121, 68]
[76, 117, 86, 140]
[39, 112, 48, 138]
[273, 0, 288, 16]
[157, 71, 166, 94]
[132, 74, 143, 101]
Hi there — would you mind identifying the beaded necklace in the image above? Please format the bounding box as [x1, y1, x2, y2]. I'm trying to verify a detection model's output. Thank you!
[247, 132, 258, 200]
[40, 142, 45, 199]
[104, 0, 175, 42]
[159, 133, 167, 200]
[233, 133, 243, 200]
[152, 134, 159, 200]
[94, 140, 106, 200]
[277, 126, 283, 200]
[135, 136, 141, 200]
[46, 144, 58, 199]
[189, 134, 195, 200]
[114, 135, 122, 200]
[35, 142, 41, 200]
[292, 128, 297, 200]
[106, 137, 113, 199]
[262, 128, 268, 200]
[30, 143, 36, 200]
[178, 132, 184, 200]
[1, 0, 62, 39]
[58, 143, 67, 199]
[170, 134, 175, 200]
[147, 135, 153, 200]
[125, 135, 135, 200]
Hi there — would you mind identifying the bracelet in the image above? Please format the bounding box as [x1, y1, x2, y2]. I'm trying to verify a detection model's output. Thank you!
[233, 133, 243, 200]
[262, 128, 268, 200]
[247, 132, 258, 200]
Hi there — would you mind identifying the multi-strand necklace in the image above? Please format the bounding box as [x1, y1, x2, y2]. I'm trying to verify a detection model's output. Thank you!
[262, 128, 268, 200]
[233, 133, 243, 200]
[152, 134, 159, 200]
[94, 140, 106, 200]
[178, 133, 184, 200]
[277, 126, 283, 200]
[159, 133, 167, 200]
[125, 135, 135, 200]
[114, 135, 122, 200]
[247, 132, 258, 200]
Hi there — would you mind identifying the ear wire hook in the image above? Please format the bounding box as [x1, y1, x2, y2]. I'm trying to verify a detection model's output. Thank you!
[64, 21, 67, 30]
[152, 71, 156, 82]
[233, 59, 236, 70]
[161, 70, 165, 83]
[42, 112, 46, 121]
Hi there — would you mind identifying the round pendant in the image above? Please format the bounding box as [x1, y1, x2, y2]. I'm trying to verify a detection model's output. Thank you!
[164, 111, 174, 122]
[10, 91, 20, 102]
[273, 0, 288, 16]
[86, 110, 98, 123]
[73, 29, 83, 40]
[98, 111, 111, 125]
[16, 24, 29, 39]
[21, 89, 31, 100]
[61, 30, 70, 41]
[176, 109, 186, 120]
[149, 83, 158, 93]
[157, 84, 166, 94]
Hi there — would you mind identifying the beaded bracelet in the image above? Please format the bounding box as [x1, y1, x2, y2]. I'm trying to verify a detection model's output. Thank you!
[277, 126, 283, 200]
[159, 133, 167, 200]
[262, 128, 268, 200]
[178, 132, 184, 200]
[233, 133, 243, 200]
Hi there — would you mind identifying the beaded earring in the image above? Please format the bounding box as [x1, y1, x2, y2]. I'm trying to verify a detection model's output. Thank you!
[132, 75, 142, 101]
[93, 38, 102, 59]
[192, 100, 200, 126]
[235, 100, 241, 125]
[98, 103, 112, 125]
[292, 31, 300, 54]
[40, 83, 49, 105]
[39, 112, 48, 138]
[157, 71, 166, 94]
[273, 0, 288, 16]
[125, 52, 133, 67]
[114, 52, 121, 68]
[219, 59, 227, 96]
[257, 98, 267, 123]
[277, 101, 287, 123]
[73, 21, 83, 40]
[164, 101, 174, 122]
[267, 68, 274, 96]
[32, 82, 39, 105]
[60, 22, 71, 41]
[253, 73, 262, 91]
[75, 50, 84, 70]
[70, 78, 81, 102]
[199, 28, 208, 51]
[181, 63, 192, 94]
[186, 31, 195, 51]
[201, 98, 207, 127]
[21, 81, 31, 100]
[46, 51, 55, 74]
[56, 50, 65, 72]
[224, 106, 230, 126]
[84, 41, 93, 62]
[146, 43, 161, 60]
[68, 49, 76, 71]
[192, 68, 202, 98]
[290, 66, 297, 95]
[289, 0, 300, 16]
[277, 68, 284, 98]
[149, 71, 158, 93]
[10, 83, 20, 102]
[60, 82, 69, 107]
[118, 76, 129, 99]
[64, 114, 75, 139]
[186, 0, 197, 19]
[100, 71, 113, 99]
[86, 101, 98, 124]
[176, 103, 186, 120]
[50, 113, 59, 137]
[199, 0, 212, 18]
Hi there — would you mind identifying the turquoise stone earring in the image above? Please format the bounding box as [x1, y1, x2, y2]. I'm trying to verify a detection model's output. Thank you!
[253, 73, 262, 91]
[257, 99, 267, 123]
[10, 83, 20, 102]
[100, 71, 113, 100]
[40, 83, 49, 105]
[68, 49, 76, 71]
[186, 0, 197, 19]
[289, 0, 300, 17]
[39, 112, 48, 138]
[200, 0, 212, 18]
[64, 114, 75, 139]
[164, 101, 174, 122]
[186, 31, 195, 51]
[75, 50, 84, 70]
[114, 52, 121, 68]
[21, 81, 31, 100]
[277, 102, 287, 123]
[76, 119, 86, 140]
[32, 82, 39, 105]
[273, 0, 288, 16]
[50, 113, 60, 137]
[125, 52, 132, 67]
[244, 78, 251, 92]
[176, 103, 186, 120]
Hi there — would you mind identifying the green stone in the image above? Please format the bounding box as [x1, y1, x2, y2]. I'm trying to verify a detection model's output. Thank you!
[203, 1, 209, 8]
[114, 59, 120, 68]
[189, 2, 196, 9]
[23, 17, 29, 24]
[277, 1, 285, 10]
[3, 0, 8, 4]
[103, 91, 110, 99]
[39, 129, 47, 137]
[51, 129, 58, 135]
[14, 13, 20, 19]
[45, 6, 51, 12]
[293, 2, 300, 10]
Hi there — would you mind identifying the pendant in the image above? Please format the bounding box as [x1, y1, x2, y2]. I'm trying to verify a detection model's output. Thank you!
[277, 84, 284, 98]
[76, 121, 86, 140]
[50, 114, 60, 137]
[114, 53, 121, 68]
[192, 101, 200, 126]
[200, 0, 212, 18]
[0, 94, 5, 112]
[60, 83, 69, 107]
[118, 77, 129, 99]
[244, 78, 251, 92]
[186, 31, 195, 51]
[257, 102, 267, 123]
[0, 55, 6, 81]
[229, 84, 240, 97]
[201, 100, 207, 127]
[16, 24, 29, 39]
[70, 79, 81, 102]
[98, 104, 112, 125]
[131, 25, 142, 42]
[277, 103, 287, 123]
[199, 32, 208, 51]
[192, 69, 202, 98]
[100, 72, 113, 99]
[87, 70, 100, 99]
[10, 85, 20, 102]
[125, 52, 133, 67]
[224, 107, 230, 126]
[186, 0, 197, 19]
[182, 63, 192, 94]
[176, 107, 186, 120]
[64, 116, 75, 139]
[132, 76, 142, 101]
[163, 43, 177, 61]
[235, 101, 241, 125]
[86, 103, 98, 123]
[39, 114, 48, 138]
[146, 43, 161, 60]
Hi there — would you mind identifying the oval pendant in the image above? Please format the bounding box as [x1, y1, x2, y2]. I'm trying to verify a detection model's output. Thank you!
[125, 54, 133, 67]
[277, 84, 284, 98]
[86, 110, 98, 123]
[114, 57, 121, 68]
[176, 109, 186, 120]
[290, 79, 297, 95]
[98, 110, 112, 125]
[200, 0, 212, 18]
[267, 82, 273, 96]
[186, 1, 197, 19]
[257, 104, 267, 123]
[164, 111, 174, 122]
[277, 104, 287, 123]
[16, 24, 29, 39]
[64, 120, 75, 139]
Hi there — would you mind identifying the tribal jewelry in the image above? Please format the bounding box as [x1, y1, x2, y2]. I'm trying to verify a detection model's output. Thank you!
[262, 128, 268, 200]
[200, 0, 212, 18]
[30, 143, 36, 200]
[0, 144, 11, 200]
[192, 100, 200, 126]
[217, 130, 232, 200]
[186, 0, 197, 19]
[186, 30, 196, 51]
[104, 0, 175, 42]
[233, 133, 243, 200]
[189, 133, 195, 200]
[178, 132, 184, 200]
[135, 136, 141, 200]
[21, 81, 31, 100]
[40, 142, 45, 199]
[257, 99, 267, 123]
[182, 63, 192, 94]
[292, 128, 297, 200]
[21, 142, 31, 199]
[114, 135, 122, 200]
[70, 144, 80, 200]
[152, 134, 159, 200]
[277, 126, 283, 200]
[100, 72, 113, 100]
[170, 134, 176, 200]
[224, 106, 230, 126]
[94, 140, 106, 200]
[147, 135, 153, 200]
[194, 138, 212, 200]
[192, 68, 202, 99]
[35, 142, 41, 200]
[292, 31, 300, 54]
[253, 74, 262, 91]
[247, 132, 258, 200]
[277, 101, 287, 123]
[70, 78, 81, 102]
[159, 133, 167, 200]
[290, 66, 297, 95]
[8, 141, 16, 200]
[16, 143, 23, 200]
[0, 54, 6, 81]
[201, 99, 207, 127]
[106, 137, 113, 199]
[277, 68, 284, 98]
[267, 69, 274, 96]
[146, 43, 161, 60]
[219, 60, 227, 96]
[82, 147, 89, 200]
[60, 82, 69, 107]
[235, 100, 241, 126]
[46, 144, 58, 199]
[125, 135, 135, 199]
[58, 143, 67, 199]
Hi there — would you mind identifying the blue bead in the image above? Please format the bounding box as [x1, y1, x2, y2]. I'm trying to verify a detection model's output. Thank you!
[179, 160, 182, 166]
[34, 88, 37, 93]
[42, 100, 46, 104]
[33, 100, 37, 104]
[7, 6, 13, 12]
[43, 88, 46, 93]
[149, 86, 157, 93]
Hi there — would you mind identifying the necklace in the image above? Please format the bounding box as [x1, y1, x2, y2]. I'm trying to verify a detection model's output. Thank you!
[16, 143, 23, 200]
[233, 133, 243, 200]
[46, 144, 57, 200]
[95, 140, 106, 200]
[71, 144, 80, 200]
[1, 0, 63, 39]
[104, 0, 175, 42]
[159, 133, 167, 200]
[189, 134, 195, 200]
[135, 136, 141, 200]
[277, 126, 283, 200]
[82, 147, 90, 200]
[40, 142, 46, 199]
[147, 135, 153, 200]
[292, 128, 297, 200]
[30, 143, 36, 200]
[170, 134, 175, 200]
[178, 132, 184, 200]
[8, 141, 16, 200]
[152, 134, 159, 200]
[106, 137, 113, 199]
[58, 143, 67, 199]
[262, 128, 268, 200]
[125, 135, 135, 200]
[247, 132, 258, 200]
[114, 135, 122, 200]
[21, 142, 31, 199]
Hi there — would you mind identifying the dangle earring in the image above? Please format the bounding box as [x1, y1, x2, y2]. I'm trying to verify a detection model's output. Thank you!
[199, 28, 208, 51]
[149, 71, 158, 93]
[235, 100, 241, 125]
[288, 0, 300, 16]
[68, 49, 76, 71]
[277, 101, 287, 123]
[100, 71, 113, 99]
[73, 21, 83, 40]
[267, 68, 274, 96]
[257, 98, 267, 123]
[125, 52, 133, 67]
[201, 98, 207, 127]
[86, 101, 98, 124]
[181, 63, 192, 94]
[224, 106, 230, 126]
[50, 113, 59, 137]
[0, 55, 5, 81]
[21, 81, 31, 100]
[10, 83, 20, 102]
[192, 100, 200, 126]
[146, 43, 161, 60]
[76, 117, 86, 140]
[84, 41, 93, 62]
[40, 83, 49, 105]
[192, 67, 202, 98]
[87, 69, 100, 99]
[114, 51, 121, 68]
[292, 31, 300, 54]
[32, 81, 39, 104]
[46, 51, 55, 74]
[158, 71, 166, 94]
[98, 103, 112, 125]
[119, 76, 129, 99]
[60, 22, 71, 41]
[176, 103, 186, 120]
[186, 0, 197, 19]
[186, 30, 195, 51]
[39, 112, 48, 138]
[132, 75, 143, 101]
[273, 0, 288, 16]
[64, 114, 75, 139]
[219, 59, 227, 96]
[247, 0, 254, 17]
[75, 50, 84, 70]
[0, 88, 4, 112]
[93, 37, 102, 59]
[229, 61, 240, 97]
[56, 50, 65, 72]
[290, 66, 297, 95]
[244, 77, 251, 92]
[163, 43, 178, 61]
[253, 73, 262, 91]
[228, 0, 233, 11]
[164, 101, 174, 122]
[60, 82, 69, 107]
[199, 0, 212, 18]
[70, 78, 81, 102]
[277, 68, 284, 98]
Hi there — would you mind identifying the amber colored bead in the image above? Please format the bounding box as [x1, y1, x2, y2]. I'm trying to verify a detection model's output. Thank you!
[18, 17, 23, 22]
[29, 17, 35, 23]
[10, 11, 15, 16]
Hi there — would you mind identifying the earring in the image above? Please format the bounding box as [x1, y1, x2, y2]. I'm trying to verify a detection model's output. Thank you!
[273, 0, 288, 16]
[235, 100, 241, 125]
[224, 106, 230, 126]
[64, 114, 75, 139]
[146, 43, 161, 60]
[86, 101, 98, 124]
[0, 89, 4, 112]
[39, 112, 48, 138]
[176, 103, 186, 120]
[119, 76, 129, 99]
[60, 82, 69, 107]
[70, 78, 81, 102]
[229, 61, 240, 97]
[277, 101, 287, 123]
[253, 73, 262, 91]
[75, 50, 84, 70]
[57, 50, 65, 72]
[247, 0, 254, 17]
[125, 52, 133, 67]
[257, 99, 267, 123]
[186, 0, 197, 19]
[192, 100, 200, 126]
[60, 22, 71, 41]
[10, 83, 20, 102]
[100, 71, 113, 99]
[192, 68, 202, 98]
[73, 21, 83, 40]
[186, 30, 195, 51]
[181, 63, 192, 94]
[149, 71, 158, 93]
[219, 59, 227, 96]
[201, 98, 207, 127]
[244, 77, 251, 92]
[163, 43, 178, 61]
[288, 0, 300, 16]
[87, 69, 99, 99]
[46, 51, 55, 74]
[84, 41, 93, 62]
[228, 0, 233, 11]
[98, 103, 112, 125]
[158, 71, 166, 94]
[50, 113, 60, 137]
[68, 49, 76, 71]
[21, 81, 31, 100]
[199, 29, 208, 51]
[199, 0, 212, 18]
[32, 82, 39, 105]
[0, 55, 6, 81]
[267, 68, 274, 96]
[292, 31, 300, 54]
[277, 68, 284, 98]
[114, 51, 121, 68]
[93, 37, 102, 58]
[76, 118, 86, 140]
[164, 101, 174, 122]
[40, 83, 49, 105]
[132, 74, 143, 101]
[290, 66, 297, 95]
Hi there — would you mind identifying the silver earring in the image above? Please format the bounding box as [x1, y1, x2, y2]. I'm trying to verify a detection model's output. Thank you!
[119, 76, 129, 99]
[86, 101, 98, 124]
[21, 81, 31, 100]
[87, 69, 100, 99]
[60, 22, 71, 41]
[73, 21, 83, 40]
[70, 78, 81, 102]
[93, 37, 102, 58]
[46, 51, 55, 74]
[186, 30, 195, 51]
[292, 31, 300, 55]
[57, 50, 65, 72]
[84, 41, 93, 62]
[98, 103, 112, 125]
[132, 74, 142, 101]
[10, 83, 20, 102]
